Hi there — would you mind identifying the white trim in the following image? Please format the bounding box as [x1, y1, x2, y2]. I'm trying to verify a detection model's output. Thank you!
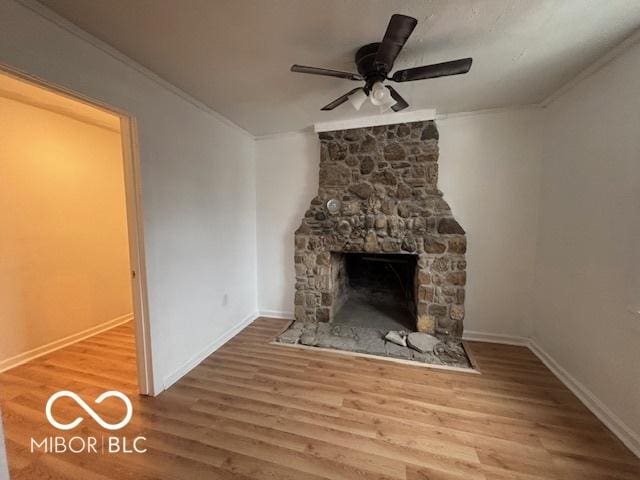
[0, 411, 9, 480]
[14, 0, 640, 137]
[461, 329, 639, 458]
[15, 0, 254, 140]
[0, 86, 120, 133]
[120, 116, 155, 396]
[462, 330, 529, 346]
[540, 29, 640, 107]
[528, 339, 640, 458]
[255, 105, 542, 140]
[436, 104, 541, 121]
[258, 309, 295, 320]
[314, 108, 436, 133]
[254, 127, 315, 142]
[0, 313, 133, 373]
[162, 312, 259, 390]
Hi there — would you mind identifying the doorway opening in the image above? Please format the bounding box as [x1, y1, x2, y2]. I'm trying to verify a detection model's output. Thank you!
[0, 66, 153, 396]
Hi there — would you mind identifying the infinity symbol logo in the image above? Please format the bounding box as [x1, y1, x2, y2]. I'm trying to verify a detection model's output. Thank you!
[45, 390, 133, 431]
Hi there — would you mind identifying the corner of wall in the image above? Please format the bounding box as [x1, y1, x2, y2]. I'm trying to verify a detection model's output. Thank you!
[251, 134, 260, 315]
[525, 108, 547, 341]
[526, 35, 640, 457]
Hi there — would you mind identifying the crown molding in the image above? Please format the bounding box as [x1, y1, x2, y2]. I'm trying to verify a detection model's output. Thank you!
[254, 126, 315, 142]
[15, 0, 254, 139]
[16, 1, 640, 141]
[436, 104, 542, 121]
[540, 27, 640, 107]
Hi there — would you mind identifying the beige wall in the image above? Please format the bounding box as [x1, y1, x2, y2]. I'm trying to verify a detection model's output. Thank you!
[533, 38, 640, 447]
[0, 95, 132, 365]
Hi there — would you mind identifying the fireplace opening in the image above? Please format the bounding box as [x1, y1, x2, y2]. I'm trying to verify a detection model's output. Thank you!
[331, 252, 417, 331]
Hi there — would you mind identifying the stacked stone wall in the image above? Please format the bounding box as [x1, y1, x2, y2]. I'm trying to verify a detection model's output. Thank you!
[294, 120, 467, 336]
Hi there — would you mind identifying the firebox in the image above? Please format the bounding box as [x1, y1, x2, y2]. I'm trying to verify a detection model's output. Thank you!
[331, 252, 417, 331]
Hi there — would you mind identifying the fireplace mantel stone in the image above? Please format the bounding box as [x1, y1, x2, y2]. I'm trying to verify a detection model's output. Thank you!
[294, 120, 467, 337]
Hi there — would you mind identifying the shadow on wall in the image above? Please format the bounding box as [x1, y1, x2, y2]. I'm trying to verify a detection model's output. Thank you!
[281, 137, 321, 312]
[256, 132, 320, 316]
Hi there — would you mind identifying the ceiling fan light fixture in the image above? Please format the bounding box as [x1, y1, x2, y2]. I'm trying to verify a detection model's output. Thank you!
[349, 88, 368, 111]
[369, 81, 392, 106]
[291, 13, 473, 113]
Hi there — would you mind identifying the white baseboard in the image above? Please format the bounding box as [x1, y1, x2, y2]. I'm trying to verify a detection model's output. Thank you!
[162, 311, 259, 390]
[463, 329, 639, 458]
[528, 339, 640, 458]
[258, 309, 294, 320]
[159, 313, 637, 458]
[0, 313, 133, 373]
[462, 330, 529, 346]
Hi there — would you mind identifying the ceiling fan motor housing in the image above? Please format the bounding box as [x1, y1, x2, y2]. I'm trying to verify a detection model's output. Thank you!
[356, 42, 387, 88]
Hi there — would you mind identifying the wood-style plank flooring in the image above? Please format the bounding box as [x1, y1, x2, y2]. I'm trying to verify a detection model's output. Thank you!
[1, 318, 638, 479]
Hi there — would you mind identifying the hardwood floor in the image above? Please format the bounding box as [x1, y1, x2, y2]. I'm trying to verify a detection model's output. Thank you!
[1, 318, 638, 479]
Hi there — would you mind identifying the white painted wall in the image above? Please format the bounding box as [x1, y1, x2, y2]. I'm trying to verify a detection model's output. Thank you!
[256, 108, 544, 338]
[533, 39, 640, 444]
[256, 132, 319, 317]
[0, 1, 257, 392]
[438, 109, 543, 337]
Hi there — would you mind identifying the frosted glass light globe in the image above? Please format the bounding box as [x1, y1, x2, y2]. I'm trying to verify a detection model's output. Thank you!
[369, 82, 389, 106]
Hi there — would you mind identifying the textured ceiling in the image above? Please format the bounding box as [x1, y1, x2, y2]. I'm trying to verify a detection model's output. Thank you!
[39, 0, 640, 136]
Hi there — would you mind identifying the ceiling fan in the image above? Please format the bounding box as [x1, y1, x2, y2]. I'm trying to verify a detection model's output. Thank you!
[290, 14, 472, 113]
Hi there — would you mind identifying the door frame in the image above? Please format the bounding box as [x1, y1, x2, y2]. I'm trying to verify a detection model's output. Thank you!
[0, 63, 156, 396]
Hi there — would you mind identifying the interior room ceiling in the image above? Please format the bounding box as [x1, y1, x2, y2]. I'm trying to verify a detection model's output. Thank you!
[38, 0, 640, 136]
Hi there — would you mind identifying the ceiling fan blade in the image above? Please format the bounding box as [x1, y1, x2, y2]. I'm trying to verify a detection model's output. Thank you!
[320, 87, 364, 111]
[385, 86, 409, 112]
[374, 14, 418, 72]
[392, 58, 473, 82]
[291, 64, 363, 81]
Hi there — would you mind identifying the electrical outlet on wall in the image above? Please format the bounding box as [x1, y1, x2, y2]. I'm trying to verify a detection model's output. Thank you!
[222, 293, 228, 306]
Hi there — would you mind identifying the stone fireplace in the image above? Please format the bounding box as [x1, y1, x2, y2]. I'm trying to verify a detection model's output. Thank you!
[294, 120, 467, 337]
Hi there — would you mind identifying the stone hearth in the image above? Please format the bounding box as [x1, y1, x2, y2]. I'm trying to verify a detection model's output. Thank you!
[293, 120, 467, 337]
